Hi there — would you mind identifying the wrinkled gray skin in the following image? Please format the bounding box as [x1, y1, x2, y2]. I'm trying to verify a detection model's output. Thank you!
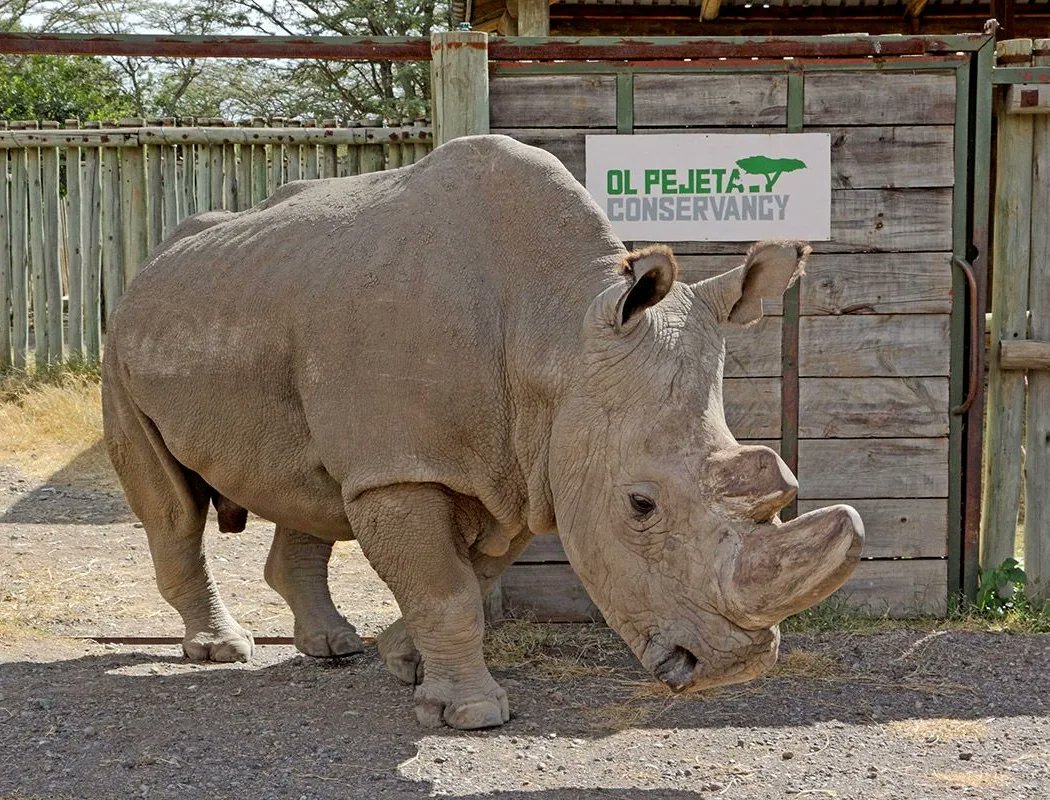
[102, 135, 863, 730]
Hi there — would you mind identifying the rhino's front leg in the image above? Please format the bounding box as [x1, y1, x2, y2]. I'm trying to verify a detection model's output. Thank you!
[347, 483, 509, 730]
[264, 525, 364, 658]
[377, 529, 535, 686]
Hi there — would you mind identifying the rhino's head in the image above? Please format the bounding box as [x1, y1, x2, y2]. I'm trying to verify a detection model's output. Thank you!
[549, 240, 863, 692]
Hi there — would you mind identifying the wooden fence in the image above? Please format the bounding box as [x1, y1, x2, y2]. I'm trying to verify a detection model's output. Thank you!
[981, 39, 1050, 605]
[0, 119, 433, 369]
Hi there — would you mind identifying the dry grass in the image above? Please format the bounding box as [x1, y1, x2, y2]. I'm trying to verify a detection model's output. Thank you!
[929, 771, 1009, 789]
[889, 718, 990, 743]
[773, 649, 843, 680]
[0, 367, 117, 488]
[483, 619, 617, 680]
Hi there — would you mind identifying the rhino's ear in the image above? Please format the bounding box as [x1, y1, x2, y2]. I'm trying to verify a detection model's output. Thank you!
[612, 246, 678, 332]
[697, 241, 809, 327]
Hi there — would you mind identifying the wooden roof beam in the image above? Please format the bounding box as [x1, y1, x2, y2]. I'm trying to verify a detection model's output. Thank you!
[701, 0, 722, 22]
[905, 0, 930, 18]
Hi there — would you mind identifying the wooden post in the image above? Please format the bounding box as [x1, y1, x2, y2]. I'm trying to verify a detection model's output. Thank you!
[236, 143, 252, 209]
[223, 143, 237, 209]
[121, 145, 148, 287]
[27, 145, 48, 364]
[66, 145, 83, 358]
[40, 141, 63, 363]
[0, 150, 10, 369]
[982, 39, 1033, 572]
[209, 142, 223, 211]
[146, 143, 164, 251]
[9, 147, 28, 368]
[162, 145, 179, 238]
[101, 146, 123, 322]
[195, 143, 210, 216]
[251, 144, 267, 204]
[269, 144, 284, 192]
[1025, 39, 1050, 606]
[431, 30, 489, 147]
[82, 147, 102, 360]
[517, 0, 550, 36]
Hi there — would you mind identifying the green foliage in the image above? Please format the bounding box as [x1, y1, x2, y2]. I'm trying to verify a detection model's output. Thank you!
[0, 55, 133, 121]
[976, 557, 1028, 617]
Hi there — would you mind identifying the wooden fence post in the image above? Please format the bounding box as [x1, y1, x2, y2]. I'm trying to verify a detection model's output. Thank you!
[10, 146, 27, 368]
[981, 39, 1034, 573]
[1024, 39, 1050, 606]
[0, 149, 9, 369]
[431, 29, 489, 147]
[66, 143, 83, 359]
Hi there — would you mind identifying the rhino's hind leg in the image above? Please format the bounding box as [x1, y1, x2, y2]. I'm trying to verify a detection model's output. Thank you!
[377, 617, 423, 685]
[102, 386, 254, 662]
[265, 525, 364, 658]
[347, 484, 509, 730]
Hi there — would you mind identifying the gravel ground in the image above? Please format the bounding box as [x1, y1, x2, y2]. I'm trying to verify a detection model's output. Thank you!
[2, 465, 1050, 799]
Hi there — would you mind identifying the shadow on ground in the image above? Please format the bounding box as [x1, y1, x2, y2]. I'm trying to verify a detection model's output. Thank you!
[1, 441, 131, 525]
[1, 627, 1048, 799]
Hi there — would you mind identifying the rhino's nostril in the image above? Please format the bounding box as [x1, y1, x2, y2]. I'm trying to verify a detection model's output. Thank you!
[654, 646, 698, 692]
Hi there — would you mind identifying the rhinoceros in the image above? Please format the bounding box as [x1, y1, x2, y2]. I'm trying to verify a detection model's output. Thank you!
[102, 134, 863, 730]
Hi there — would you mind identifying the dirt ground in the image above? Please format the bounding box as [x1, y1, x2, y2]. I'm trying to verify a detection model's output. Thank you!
[3, 462, 1050, 800]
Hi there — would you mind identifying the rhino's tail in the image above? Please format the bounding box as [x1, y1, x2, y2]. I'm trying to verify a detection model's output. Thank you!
[211, 492, 249, 533]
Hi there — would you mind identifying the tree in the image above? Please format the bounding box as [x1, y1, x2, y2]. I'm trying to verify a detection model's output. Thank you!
[0, 54, 133, 121]
[736, 155, 808, 192]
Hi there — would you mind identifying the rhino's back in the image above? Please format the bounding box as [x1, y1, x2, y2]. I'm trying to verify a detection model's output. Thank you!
[106, 136, 618, 534]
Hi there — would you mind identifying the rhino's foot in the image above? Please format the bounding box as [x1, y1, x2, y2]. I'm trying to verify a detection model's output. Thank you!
[294, 616, 365, 659]
[377, 618, 424, 685]
[183, 625, 255, 663]
[414, 676, 510, 730]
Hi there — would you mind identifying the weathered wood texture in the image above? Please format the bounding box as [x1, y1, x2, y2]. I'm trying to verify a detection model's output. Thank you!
[982, 40, 1034, 573]
[432, 31, 490, 144]
[488, 64, 960, 618]
[1027, 101, 1050, 603]
[804, 71, 956, 125]
[505, 538, 946, 619]
[1000, 339, 1050, 370]
[0, 120, 430, 365]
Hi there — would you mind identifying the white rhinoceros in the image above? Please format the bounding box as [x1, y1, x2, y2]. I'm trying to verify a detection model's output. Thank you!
[102, 134, 863, 730]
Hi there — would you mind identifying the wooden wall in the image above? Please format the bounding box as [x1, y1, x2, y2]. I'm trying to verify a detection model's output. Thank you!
[491, 67, 957, 619]
[0, 119, 432, 369]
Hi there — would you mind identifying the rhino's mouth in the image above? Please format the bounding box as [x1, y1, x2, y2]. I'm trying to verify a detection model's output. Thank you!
[652, 645, 699, 692]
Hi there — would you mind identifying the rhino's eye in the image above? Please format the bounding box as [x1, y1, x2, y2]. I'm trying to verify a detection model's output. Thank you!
[629, 494, 656, 518]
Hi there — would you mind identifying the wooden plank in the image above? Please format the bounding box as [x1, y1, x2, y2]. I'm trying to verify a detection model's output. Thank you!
[179, 145, 195, 220]
[146, 144, 163, 251]
[251, 144, 267, 204]
[633, 73, 788, 127]
[101, 146, 123, 323]
[1026, 50, 1050, 603]
[303, 143, 319, 180]
[800, 377, 949, 438]
[518, 0, 550, 36]
[823, 188, 953, 253]
[359, 144, 384, 174]
[798, 438, 949, 499]
[490, 128, 616, 182]
[41, 146, 62, 362]
[194, 144, 210, 213]
[814, 125, 955, 189]
[724, 377, 781, 439]
[120, 146, 148, 286]
[81, 147, 101, 359]
[1005, 83, 1050, 115]
[26, 147, 47, 363]
[135, 126, 433, 147]
[161, 145, 179, 240]
[223, 143, 237, 209]
[65, 146, 83, 358]
[0, 150, 9, 368]
[500, 563, 603, 623]
[799, 315, 951, 378]
[489, 75, 616, 129]
[321, 144, 337, 178]
[804, 72, 956, 125]
[286, 145, 301, 182]
[982, 48, 1032, 571]
[1000, 339, 1050, 370]
[797, 499, 947, 559]
[269, 144, 284, 190]
[831, 559, 947, 617]
[9, 148, 28, 367]
[724, 316, 782, 378]
[209, 144, 224, 209]
[801, 253, 952, 315]
[433, 30, 490, 143]
[236, 144, 252, 210]
[386, 141, 402, 169]
[341, 143, 360, 177]
[509, 545, 945, 619]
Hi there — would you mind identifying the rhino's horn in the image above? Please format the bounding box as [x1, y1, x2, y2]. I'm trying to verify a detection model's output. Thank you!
[722, 504, 864, 630]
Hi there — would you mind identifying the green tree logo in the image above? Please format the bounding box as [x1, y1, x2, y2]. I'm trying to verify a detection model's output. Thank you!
[736, 155, 808, 192]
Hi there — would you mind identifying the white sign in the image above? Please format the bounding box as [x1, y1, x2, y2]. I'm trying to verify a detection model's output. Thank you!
[585, 134, 831, 241]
